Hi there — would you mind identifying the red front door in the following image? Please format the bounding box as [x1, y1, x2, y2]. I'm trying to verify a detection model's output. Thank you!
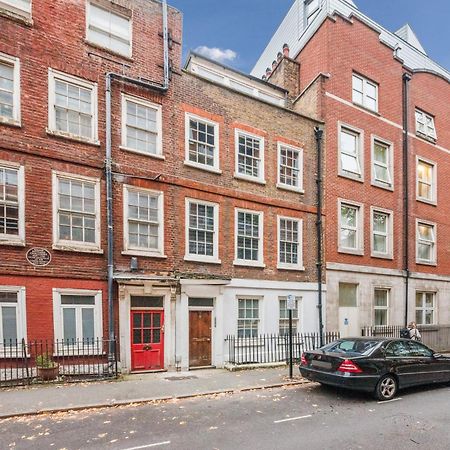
[131, 310, 164, 371]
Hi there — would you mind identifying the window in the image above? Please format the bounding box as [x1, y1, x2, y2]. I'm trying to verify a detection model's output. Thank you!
[279, 296, 300, 335]
[0, 0, 31, 19]
[415, 292, 435, 325]
[185, 199, 220, 263]
[338, 283, 357, 307]
[185, 113, 220, 172]
[416, 220, 436, 264]
[52, 172, 101, 252]
[48, 69, 98, 143]
[277, 143, 303, 192]
[339, 125, 363, 180]
[352, 74, 378, 112]
[123, 186, 164, 257]
[234, 209, 264, 266]
[415, 109, 436, 140]
[53, 289, 103, 345]
[237, 298, 259, 338]
[339, 200, 363, 254]
[372, 138, 392, 189]
[0, 287, 26, 346]
[278, 217, 303, 270]
[121, 94, 162, 157]
[408, 341, 433, 358]
[0, 53, 20, 125]
[0, 162, 25, 245]
[371, 208, 392, 258]
[234, 130, 265, 183]
[417, 158, 436, 203]
[305, 0, 320, 26]
[374, 289, 389, 326]
[86, 2, 131, 57]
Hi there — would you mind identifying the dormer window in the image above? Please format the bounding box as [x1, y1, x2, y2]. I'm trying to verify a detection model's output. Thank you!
[305, 0, 320, 26]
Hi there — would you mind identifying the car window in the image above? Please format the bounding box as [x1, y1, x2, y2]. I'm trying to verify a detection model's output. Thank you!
[385, 341, 411, 357]
[322, 340, 379, 355]
[408, 341, 433, 357]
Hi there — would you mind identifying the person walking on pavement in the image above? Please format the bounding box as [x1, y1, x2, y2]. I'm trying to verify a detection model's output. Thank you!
[408, 322, 422, 341]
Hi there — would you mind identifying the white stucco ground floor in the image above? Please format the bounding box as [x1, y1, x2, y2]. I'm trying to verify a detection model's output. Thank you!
[114, 275, 323, 373]
[326, 263, 450, 337]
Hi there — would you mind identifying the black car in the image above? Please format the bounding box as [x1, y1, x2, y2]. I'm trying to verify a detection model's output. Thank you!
[299, 337, 450, 400]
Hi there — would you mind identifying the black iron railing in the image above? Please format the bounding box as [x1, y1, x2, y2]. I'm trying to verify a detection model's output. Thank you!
[225, 332, 340, 365]
[0, 338, 118, 388]
[361, 325, 403, 338]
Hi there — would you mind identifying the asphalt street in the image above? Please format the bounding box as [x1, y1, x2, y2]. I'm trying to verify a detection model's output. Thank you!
[1, 381, 450, 450]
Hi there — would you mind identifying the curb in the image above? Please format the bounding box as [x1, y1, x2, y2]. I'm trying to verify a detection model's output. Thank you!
[0, 379, 310, 420]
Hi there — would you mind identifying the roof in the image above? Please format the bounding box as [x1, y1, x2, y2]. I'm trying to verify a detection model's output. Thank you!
[252, 0, 450, 83]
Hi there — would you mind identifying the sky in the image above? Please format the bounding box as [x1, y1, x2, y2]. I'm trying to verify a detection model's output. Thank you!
[168, 0, 450, 74]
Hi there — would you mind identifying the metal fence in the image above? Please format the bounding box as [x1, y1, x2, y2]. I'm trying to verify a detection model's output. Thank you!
[0, 338, 118, 388]
[361, 325, 450, 352]
[225, 332, 340, 365]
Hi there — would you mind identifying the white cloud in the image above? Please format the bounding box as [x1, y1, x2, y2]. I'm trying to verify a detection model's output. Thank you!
[194, 46, 237, 63]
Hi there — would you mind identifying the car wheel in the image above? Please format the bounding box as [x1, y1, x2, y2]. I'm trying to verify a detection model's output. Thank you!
[375, 374, 398, 401]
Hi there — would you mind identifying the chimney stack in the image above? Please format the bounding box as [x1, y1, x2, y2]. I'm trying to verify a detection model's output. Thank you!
[277, 52, 283, 63]
[272, 60, 278, 71]
[283, 43, 290, 58]
[265, 67, 272, 78]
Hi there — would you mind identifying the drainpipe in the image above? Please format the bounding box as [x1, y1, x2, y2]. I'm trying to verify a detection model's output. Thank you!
[314, 126, 324, 346]
[402, 73, 412, 328]
[105, 0, 170, 360]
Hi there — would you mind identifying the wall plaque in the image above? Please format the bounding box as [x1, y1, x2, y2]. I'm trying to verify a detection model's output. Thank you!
[26, 248, 52, 267]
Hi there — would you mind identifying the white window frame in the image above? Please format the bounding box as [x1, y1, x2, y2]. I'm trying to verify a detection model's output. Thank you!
[234, 129, 265, 184]
[48, 68, 99, 144]
[415, 109, 437, 140]
[276, 142, 304, 193]
[416, 157, 437, 205]
[416, 219, 436, 265]
[237, 297, 260, 338]
[371, 135, 393, 190]
[370, 207, 393, 259]
[338, 122, 364, 181]
[52, 288, 103, 351]
[415, 291, 436, 326]
[0, 0, 32, 20]
[279, 296, 300, 335]
[120, 93, 163, 158]
[338, 199, 363, 255]
[0, 286, 27, 348]
[234, 208, 264, 267]
[184, 198, 220, 264]
[0, 52, 21, 126]
[304, 0, 320, 26]
[86, 1, 132, 58]
[373, 288, 389, 327]
[352, 73, 378, 112]
[184, 113, 221, 173]
[277, 216, 304, 270]
[0, 160, 25, 246]
[122, 185, 165, 258]
[52, 171, 102, 253]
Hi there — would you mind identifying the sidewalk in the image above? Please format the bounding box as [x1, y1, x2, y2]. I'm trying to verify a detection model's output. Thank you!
[0, 366, 307, 419]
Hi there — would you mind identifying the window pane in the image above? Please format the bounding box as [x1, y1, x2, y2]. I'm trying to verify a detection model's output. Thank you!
[2, 306, 17, 342]
[339, 283, 357, 307]
[82, 308, 95, 341]
[63, 308, 77, 341]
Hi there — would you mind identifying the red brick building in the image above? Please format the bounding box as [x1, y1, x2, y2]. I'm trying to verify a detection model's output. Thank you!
[0, 0, 321, 372]
[254, 0, 450, 336]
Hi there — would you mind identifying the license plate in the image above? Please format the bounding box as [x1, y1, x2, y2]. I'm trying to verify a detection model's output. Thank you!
[312, 360, 332, 370]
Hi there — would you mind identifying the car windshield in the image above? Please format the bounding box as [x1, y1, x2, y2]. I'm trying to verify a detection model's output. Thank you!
[320, 339, 380, 356]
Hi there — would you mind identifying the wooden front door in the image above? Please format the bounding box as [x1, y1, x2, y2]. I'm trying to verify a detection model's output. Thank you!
[131, 310, 164, 371]
[189, 310, 212, 367]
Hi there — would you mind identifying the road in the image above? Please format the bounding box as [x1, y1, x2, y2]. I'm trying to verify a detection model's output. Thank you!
[1, 382, 449, 450]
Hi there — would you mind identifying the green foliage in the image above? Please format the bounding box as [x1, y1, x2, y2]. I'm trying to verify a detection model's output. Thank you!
[35, 353, 57, 368]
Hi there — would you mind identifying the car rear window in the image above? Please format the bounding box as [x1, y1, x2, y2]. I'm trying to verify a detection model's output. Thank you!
[321, 339, 380, 356]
